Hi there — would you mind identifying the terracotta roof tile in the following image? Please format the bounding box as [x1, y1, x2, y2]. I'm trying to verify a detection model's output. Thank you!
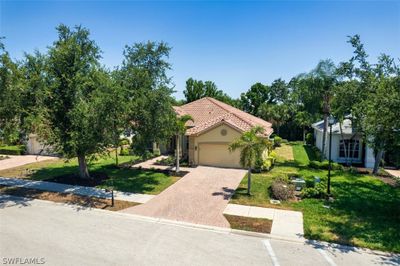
[174, 97, 273, 136]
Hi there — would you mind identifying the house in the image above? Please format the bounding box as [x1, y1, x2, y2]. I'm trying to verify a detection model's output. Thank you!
[26, 134, 54, 155]
[171, 97, 273, 168]
[312, 118, 375, 168]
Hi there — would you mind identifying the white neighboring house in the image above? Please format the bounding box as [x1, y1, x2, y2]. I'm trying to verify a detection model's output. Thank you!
[26, 134, 55, 155]
[312, 118, 375, 168]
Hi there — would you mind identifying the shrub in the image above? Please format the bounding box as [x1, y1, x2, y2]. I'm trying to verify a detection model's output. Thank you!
[119, 138, 130, 146]
[143, 150, 154, 160]
[153, 148, 161, 156]
[261, 158, 273, 171]
[271, 177, 295, 201]
[119, 148, 130, 156]
[306, 133, 314, 145]
[0, 145, 26, 155]
[254, 157, 263, 172]
[301, 182, 327, 199]
[308, 160, 343, 171]
[273, 136, 282, 147]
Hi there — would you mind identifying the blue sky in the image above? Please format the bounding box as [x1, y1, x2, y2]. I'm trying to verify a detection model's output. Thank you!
[1, 1, 399, 99]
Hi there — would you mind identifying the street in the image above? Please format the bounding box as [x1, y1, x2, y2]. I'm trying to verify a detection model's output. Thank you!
[0, 195, 398, 266]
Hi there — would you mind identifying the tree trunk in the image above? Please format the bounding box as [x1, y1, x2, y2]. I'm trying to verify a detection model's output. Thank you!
[176, 135, 180, 173]
[303, 126, 306, 143]
[321, 114, 328, 159]
[115, 146, 119, 167]
[78, 154, 90, 179]
[373, 149, 383, 175]
[247, 168, 252, 195]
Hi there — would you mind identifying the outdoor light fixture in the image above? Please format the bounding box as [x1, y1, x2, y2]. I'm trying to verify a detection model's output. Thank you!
[327, 114, 335, 197]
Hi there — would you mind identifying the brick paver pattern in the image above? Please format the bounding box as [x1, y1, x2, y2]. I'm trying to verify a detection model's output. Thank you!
[122, 166, 246, 228]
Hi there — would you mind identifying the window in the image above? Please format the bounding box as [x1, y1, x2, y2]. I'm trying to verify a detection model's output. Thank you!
[339, 139, 360, 159]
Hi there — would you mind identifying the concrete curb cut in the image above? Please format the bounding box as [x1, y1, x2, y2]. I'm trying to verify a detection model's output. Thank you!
[1, 194, 398, 258]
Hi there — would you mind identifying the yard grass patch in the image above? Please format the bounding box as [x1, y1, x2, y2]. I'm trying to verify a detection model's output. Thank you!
[224, 214, 272, 234]
[230, 142, 400, 253]
[274, 143, 294, 161]
[0, 145, 26, 155]
[0, 155, 179, 195]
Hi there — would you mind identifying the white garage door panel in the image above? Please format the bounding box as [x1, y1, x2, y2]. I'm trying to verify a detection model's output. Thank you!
[198, 143, 241, 168]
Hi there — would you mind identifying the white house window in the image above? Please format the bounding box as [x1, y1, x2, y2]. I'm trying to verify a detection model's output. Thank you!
[339, 139, 360, 159]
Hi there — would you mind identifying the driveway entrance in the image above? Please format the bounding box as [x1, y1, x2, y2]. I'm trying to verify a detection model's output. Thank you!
[122, 166, 246, 227]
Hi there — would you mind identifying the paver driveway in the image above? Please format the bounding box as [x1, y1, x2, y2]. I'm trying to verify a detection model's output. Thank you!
[122, 166, 246, 227]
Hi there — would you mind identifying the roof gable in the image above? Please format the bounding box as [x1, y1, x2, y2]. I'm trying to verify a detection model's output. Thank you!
[174, 97, 273, 136]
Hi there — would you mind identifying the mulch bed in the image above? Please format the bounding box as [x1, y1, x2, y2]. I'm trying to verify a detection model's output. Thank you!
[44, 172, 108, 187]
[224, 214, 272, 234]
[0, 185, 139, 211]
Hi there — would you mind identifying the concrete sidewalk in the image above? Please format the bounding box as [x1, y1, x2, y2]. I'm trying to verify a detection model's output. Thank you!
[0, 155, 58, 171]
[0, 177, 154, 203]
[224, 203, 304, 240]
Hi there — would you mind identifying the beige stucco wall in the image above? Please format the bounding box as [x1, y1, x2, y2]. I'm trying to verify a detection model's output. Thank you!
[26, 134, 54, 155]
[189, 124, 242, 168]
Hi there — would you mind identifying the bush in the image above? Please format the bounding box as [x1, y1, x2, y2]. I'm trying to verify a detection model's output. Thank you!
[306, 133, 314, 145]
[301, 182, 327, 199]
[143, 150, 154, 160]
[308, 160, 343, 171]
[261, 158, 273, 171]
[119, 138, 130, 146]
[271, 177, 295, 201]
[0, 145, 26, 155]
[273, 136, 282, 147]
[119, 148, 130, 156]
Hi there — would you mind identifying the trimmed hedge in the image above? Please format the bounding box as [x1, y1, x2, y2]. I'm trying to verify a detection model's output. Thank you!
[0, 145, 26, 155]
[308, 160, 343, 171]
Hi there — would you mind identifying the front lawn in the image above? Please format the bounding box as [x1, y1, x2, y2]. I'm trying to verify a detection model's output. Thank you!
[230, 143, 400, 253]
[0, 155, 179, 195]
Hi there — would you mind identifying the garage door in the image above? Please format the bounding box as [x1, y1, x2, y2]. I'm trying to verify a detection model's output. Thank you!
[198, 143, 242, 168]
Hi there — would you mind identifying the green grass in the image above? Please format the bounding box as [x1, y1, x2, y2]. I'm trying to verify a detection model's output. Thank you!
[0, 155, 179, 195]
[230, 143, 400, 253]
[0, 145, 26, 155]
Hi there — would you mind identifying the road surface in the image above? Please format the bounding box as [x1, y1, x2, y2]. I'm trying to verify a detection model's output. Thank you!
[0, 195, 397, 266]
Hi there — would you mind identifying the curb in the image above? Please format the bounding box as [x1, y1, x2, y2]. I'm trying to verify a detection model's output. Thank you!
[1, 194, 398, 257]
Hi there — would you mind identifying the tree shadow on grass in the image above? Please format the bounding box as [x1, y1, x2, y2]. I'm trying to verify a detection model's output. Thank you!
[306, 177, 400, 253]
[27, 164, 168, 194]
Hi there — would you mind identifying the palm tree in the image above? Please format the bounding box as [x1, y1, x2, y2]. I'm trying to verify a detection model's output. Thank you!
[229, 126, 271, 195]
[175, 114, 193, 173]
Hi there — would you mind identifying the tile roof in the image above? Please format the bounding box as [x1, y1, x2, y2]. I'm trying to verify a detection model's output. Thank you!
[174, 97, 273, 136]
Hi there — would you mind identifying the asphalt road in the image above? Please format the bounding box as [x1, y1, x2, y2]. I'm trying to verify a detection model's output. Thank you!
[0, 195, 398, 266]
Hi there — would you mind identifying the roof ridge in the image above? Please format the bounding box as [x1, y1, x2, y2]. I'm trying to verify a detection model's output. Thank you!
[207, 97, 271, 128]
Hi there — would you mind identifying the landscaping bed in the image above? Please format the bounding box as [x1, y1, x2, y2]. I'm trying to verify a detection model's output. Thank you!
[0, 185, 139, 211]
[230, 142, 400, 253]
[224, 214, 272, 234]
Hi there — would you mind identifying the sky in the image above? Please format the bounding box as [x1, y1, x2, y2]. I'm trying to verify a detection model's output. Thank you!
[1, 0, 399, 99]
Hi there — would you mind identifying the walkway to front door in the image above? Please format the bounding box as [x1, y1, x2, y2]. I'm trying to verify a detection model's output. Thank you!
[121, 166, 246, 228]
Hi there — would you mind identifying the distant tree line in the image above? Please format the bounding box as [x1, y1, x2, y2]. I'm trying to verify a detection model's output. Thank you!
[182, 35, 399, 172]
[1, 25, 398, 176]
